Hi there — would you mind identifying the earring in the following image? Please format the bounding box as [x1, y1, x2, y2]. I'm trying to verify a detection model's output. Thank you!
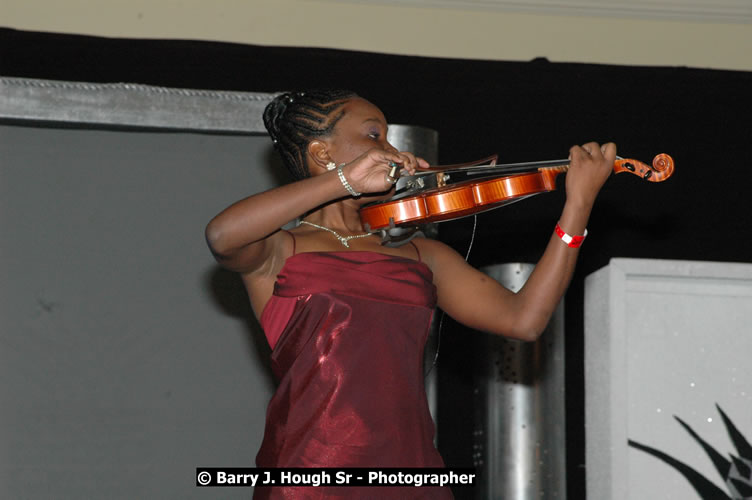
[326, 162, 336, 171]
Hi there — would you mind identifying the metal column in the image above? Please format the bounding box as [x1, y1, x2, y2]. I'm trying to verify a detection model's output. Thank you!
[473, 263, 567, 500]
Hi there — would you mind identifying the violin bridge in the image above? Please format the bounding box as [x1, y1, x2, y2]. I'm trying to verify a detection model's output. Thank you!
[436, 172, 448, 187]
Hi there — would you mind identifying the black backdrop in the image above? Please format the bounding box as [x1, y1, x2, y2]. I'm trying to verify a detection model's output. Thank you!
[3, 27, 751, 498]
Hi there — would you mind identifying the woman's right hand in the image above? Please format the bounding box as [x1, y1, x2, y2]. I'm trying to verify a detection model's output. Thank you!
[341, 148, 427, 195]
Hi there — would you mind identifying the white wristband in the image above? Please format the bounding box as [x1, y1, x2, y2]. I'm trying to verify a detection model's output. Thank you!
[555, 222, 588, 248]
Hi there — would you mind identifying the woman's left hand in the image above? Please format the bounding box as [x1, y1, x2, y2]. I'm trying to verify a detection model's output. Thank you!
[565, 142, 616, 209]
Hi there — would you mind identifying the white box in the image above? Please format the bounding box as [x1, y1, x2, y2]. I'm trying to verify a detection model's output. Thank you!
[585, 258, 752, 500]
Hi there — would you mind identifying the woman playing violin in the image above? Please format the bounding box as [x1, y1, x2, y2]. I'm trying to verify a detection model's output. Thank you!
[205, 89, 615, 499]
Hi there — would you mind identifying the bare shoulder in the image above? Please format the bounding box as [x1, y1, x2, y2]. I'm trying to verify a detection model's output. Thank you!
[411, 235, 501, 294]
[411, 235, 518, 336]
[239, 229, 295, 318]
[412, 235, 468, 271]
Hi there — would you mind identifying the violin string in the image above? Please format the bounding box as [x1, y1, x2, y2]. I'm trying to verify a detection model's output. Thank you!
[425, 214, 477, 378]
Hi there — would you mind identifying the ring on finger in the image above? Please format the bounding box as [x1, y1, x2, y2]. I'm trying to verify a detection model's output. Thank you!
[387, 163, 400, 180]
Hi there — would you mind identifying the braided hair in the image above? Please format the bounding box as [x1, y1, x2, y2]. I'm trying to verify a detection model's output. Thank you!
[263, 90, 359, 181]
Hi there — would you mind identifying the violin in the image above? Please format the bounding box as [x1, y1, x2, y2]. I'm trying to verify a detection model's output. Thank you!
[360, 153, 675, 232]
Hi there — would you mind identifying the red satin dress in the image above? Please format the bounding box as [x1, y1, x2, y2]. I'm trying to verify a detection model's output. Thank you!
[254, 235, 453, 499]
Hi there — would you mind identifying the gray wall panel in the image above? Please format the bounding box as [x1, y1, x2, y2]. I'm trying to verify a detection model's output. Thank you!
[0, 123, 281, 499]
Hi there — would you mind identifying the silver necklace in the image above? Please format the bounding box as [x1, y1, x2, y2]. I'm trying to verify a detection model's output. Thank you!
[299, 220, 372, 248]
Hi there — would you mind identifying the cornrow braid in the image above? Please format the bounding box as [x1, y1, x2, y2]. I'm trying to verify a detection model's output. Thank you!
[263, 89, 358, 181]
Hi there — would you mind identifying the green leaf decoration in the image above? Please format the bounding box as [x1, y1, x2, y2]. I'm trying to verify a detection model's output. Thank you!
[630, 405, 751, 499]
[674, 415, 731, 480]
[730, 477, 752, 497]
[730, 454, 751, 479]
[717, 404, 752, 460]
[628, 439, 731, 500]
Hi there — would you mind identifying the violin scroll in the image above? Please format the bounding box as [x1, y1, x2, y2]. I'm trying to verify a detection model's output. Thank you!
[613, 154, 674, 182]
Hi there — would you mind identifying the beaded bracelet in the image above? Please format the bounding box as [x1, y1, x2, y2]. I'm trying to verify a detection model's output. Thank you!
[555, 222, 588, 248]
[337, 164, 361, 197]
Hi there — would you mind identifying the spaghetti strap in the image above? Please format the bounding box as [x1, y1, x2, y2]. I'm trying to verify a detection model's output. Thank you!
[409, 241, 422, 262]
[290, 231, 297, 255]
[283, 229, 297, 256]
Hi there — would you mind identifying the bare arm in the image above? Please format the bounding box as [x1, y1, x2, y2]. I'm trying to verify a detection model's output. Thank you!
[205, 170, 347, 272]
[205, 148, 418, 273]
[424, 142, 615, 341]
